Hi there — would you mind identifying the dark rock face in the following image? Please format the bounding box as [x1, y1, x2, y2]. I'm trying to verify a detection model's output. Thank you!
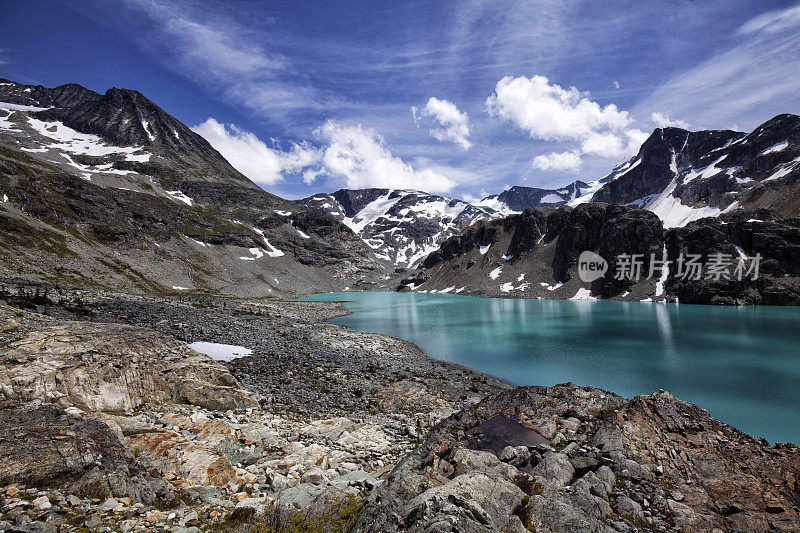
[0, 78, 99, 109]
[355, 384, 800, 532]
[1, 79, 251, 190]
[593, 127, 743, 206]
[42, 88, 243, 179]
[505, 207, 552, 259]
[488, 181, 590, 211]
[0, 404, 172, 504]
[551, 204, 664, 295]
[590, 115, 800, 220]
[665, 211, 800, 305]
[414, 203, 800, 304]
[421, 219, 502, 270]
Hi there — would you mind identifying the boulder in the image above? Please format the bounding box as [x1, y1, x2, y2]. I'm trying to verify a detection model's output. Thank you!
[0, 321, 256, 412]
[499, 445, 532, 467]
[0, 404, 171, 505]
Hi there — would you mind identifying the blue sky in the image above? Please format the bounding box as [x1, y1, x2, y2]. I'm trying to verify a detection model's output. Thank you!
[2, 0, 799, 200]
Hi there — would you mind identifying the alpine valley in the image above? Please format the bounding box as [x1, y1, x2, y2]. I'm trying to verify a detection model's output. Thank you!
[2, 77, 800, 533]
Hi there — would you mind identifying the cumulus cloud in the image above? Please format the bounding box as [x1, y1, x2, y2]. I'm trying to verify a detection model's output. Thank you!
[192, 118, 320, 185]
[624, 129, 650, 155]
[193, 117, 457, 192]
[487, 75, 633, 142]
[651, 112, 691, 129]
[412, 97, 472, 150]
[487, 75, 647, 170]
[532, 151, 582, 172]
[313, 121, 456, 192]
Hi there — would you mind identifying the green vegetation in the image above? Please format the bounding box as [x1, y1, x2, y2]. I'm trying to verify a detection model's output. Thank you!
[212, 494, 363, 533]
[74, 480, 110, 501]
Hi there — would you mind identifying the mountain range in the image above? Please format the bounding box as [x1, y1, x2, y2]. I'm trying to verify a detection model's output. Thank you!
[0, 77, 389, 297]
[1, 77, 799, 304]
[297, 115, 799, 269]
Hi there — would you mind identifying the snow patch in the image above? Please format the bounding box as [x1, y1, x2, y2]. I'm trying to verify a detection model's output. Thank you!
[489, 267, 502, 280]
[539, 193, 564, 204]
[0, 102, 51, 112]
[682, 155, 728, 184]
[763, 156, 800, 181]
[500, 281, 529, 293]
[479, 244, 491, 255]
[252, 228, 285, 257]
[166, 190, 193, 206]
[647, 177, 722, 228]
[188, 341, 253, 362]
[26, 117, 152, 160]
[141, 120, 155, 142]
[762, 141, 788, 154]
[543, 281, 564, 291]
[240, 247, 264, 260]
[471, 196, 519, 216]
[571, 287, 596, 300]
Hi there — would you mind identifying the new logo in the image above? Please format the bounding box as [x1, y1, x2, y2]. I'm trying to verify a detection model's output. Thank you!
[578, 251, 608, 283]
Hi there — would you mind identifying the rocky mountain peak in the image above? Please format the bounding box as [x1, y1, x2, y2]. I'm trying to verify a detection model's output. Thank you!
[331, 188, 392, 217]
[0, 77, 390, 296]
[490, 181, 591, 211]
[296, 188, 502, 267]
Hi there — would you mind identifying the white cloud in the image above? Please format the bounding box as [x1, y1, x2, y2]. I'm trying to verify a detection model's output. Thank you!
[192, 118, 320, 185]
[412, 97, 472, 150]
[192, 117, 458, 192]
[487, 75, 645, 167]
[532, 151, 582, 172]
[580, 133, 623, 157]
[624, 129, 650, 156]
[634, 4, 800, 131]
[314, 121, 456, 192]
[651, 112, 691, 129]
[487, 75, 632, 141]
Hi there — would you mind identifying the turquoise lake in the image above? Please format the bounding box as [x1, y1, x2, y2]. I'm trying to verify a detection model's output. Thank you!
[299, 292, 800, 444]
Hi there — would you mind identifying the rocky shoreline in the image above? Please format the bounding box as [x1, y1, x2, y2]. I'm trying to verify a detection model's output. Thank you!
[0, 284, 506, 532]
[0, 283, 798, 532]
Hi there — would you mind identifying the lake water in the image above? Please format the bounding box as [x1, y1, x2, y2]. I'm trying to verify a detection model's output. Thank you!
[299, 292, 800, 444]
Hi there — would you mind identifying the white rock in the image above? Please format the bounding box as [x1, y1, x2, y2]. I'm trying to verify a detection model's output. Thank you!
[301, 466, 329, 485]
[32, 495, 51, 510]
